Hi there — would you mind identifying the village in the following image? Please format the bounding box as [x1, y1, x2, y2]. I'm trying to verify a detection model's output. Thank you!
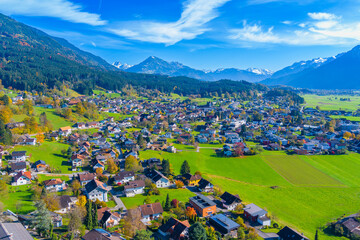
[0, 89, 360, 240]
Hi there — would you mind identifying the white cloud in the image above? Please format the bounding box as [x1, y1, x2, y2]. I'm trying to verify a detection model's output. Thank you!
[229, 22, 280, 43]
[314, 20, 338, 29]
[308, 12, 338, 20]
[0, 0, 107, 26]
[281, 21, 292, 25]
[108, 0, 231, 45]
[310, 23, 360, 41]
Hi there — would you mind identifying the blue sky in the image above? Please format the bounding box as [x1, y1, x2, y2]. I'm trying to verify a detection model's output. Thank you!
[1, 0, 360, 71]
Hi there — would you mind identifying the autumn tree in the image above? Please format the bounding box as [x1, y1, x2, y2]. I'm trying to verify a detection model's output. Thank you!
[23, 99, 34, 115]
[96, 167, 103, 176]
[185, 207, 197, 219]
[71, 180, 81, 197]
[107, 159, 119, 174]
[36, 133, 45, 144]
[125, 155, 142, 172]
[0, 106, 12, 124]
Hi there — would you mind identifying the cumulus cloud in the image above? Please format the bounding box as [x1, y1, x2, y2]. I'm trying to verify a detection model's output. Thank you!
[0, 0, 107, 26]
[229, 21, 280, 43]
[108, 0, 231, 45]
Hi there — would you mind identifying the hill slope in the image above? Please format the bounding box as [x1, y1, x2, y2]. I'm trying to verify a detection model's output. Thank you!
[262, 46, 360, 89]
[115, 56, 272, 82]
[0, 13, 268, 97]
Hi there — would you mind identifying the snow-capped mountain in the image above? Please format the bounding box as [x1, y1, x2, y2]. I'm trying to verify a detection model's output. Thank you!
[112, 61, 132, 70]
[269, 56, 337, 80]
[261, 45, 360, 89]
[113, 56, 273, 82]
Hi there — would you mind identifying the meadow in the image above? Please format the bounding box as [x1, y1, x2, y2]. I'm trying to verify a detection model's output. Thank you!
[11, 141, 73, 173]
[120, 188, 196, 209]
[302, 94, 360, 111]
[139, 147, 360, 239]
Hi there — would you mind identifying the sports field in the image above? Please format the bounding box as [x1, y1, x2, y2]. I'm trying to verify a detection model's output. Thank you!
[139, 148, 360, 239]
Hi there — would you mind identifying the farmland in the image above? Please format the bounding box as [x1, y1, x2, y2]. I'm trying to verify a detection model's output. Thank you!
[139, 147, 360, 239]
[302, 94, 360, 111]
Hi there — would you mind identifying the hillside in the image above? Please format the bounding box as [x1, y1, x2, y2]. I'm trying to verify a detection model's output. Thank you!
[115, 56, 273, 82]
[0, 13, 268, 98]
[262, 46, 360, 89]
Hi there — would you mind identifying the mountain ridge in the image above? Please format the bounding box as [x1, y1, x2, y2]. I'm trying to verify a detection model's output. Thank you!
[113, 56, 273, 82]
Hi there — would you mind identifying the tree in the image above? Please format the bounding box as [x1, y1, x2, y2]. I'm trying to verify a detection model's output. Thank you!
[0, 180, 8, 197]
[107, 159, 119, 174]
[137, 134, 146, 149]
[134, 230, 153, 240]
[36, 133, 45, 144]
[96, 167, 103, 176]
[161, 159, 171, 176]
[343, 131, 352, 139]
[125, 155, 142, 172]
[0, 106, 12, 124]
[71, 180, 81, 197]
[175, 180, 184, 189]
[237, 227, 246, 240]
[92, 202, 98, 229]
[180, 160, 190, 175]
[23, 99, 34, 115]
[76, 102, 85, 115]
[85, 199, 93, 230]
[0, 119, 12, 145]
[164, 194, 171, 211]
[188, 222, 206, 240]
[315, 229, 319, 240]
[33, 201, 52, 236]
[68, 207, 83, 236]
[144, 196, 152, 204]
[77, 195, 87, 208]
[171, 199, 179, 208]
[185, 207, 197, 219]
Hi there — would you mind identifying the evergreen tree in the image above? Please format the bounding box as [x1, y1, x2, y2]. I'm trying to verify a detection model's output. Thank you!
[0, 119, 12, 145]
[85, 199, 93, 230]
[134, 230, 153, 240]
[315, 229, 319, 240]
[161, 159, 171, 176]
[164, 194, 171, 211]
[180, 160, 191, 175]
[33, 201, 52, 236]
[92, 202, 98, 229]
[188, 222, 206, 240]
[137, 134, 146, 149]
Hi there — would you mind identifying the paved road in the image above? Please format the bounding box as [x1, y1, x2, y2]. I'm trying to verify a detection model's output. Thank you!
[112, 195, 127, 212]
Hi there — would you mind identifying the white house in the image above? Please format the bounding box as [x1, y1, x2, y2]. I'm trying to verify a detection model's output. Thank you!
[85, 179, 109, 202]
[114, 171, 135, 185]
[43, 178, 67, 192]
[13, 171, 31, 186]
[139, 202, 164, 223]
[146, 170, 170, 188]
[124, 180, 145, 197]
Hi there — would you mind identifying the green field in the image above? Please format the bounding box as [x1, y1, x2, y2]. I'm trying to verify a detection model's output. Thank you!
[330, 115, 360, 122]
[303, 94, 360, 111]
[3, 185, 35, 214]
[120, 188, 196, 209]
[139, 147, 360, 239]
[11, 141, 73, 173]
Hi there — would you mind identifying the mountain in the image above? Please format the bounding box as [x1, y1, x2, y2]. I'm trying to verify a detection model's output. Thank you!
[112, 61, 132, 70]
[0, 13, 268, 98]
[113, 56, 273, 82]
[261, 47, 360, 89]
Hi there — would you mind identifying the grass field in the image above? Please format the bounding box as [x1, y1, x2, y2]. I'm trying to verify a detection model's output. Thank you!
[303, 94, 360, 111]
[139, 146, 360, 239]
[120, 188, 196, 209]
[3, 185, 35, 214]
[11, 141, 73, 173]
[36, 174, 70, 183]
[330, 115, 360, 122]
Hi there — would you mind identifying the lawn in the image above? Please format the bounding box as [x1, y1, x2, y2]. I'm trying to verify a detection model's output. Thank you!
[330, 115, 360, 122]
[139, 146, 360, 239]
[120, 188, 196, 209]
[3, 185, 35, 214]
[302, 94, 360, 111]
[36, 174, 70, 183]
[11, 141, 73, 173]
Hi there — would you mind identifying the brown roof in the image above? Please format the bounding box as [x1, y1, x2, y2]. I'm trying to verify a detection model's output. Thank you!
[78, 173, 96, 182]
[43, 178, 63, 186]
[139, 202, 163, 216]
[97, 207, 110, 221]
[124, 180, 145, 190]
[59, 126, 71, 131]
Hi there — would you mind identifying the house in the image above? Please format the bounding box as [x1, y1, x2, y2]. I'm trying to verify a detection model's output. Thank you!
[9, 162, 27, 175]
[139, 202, 164, 223]
[220, 192, 241, 211]
[197, 178, 214, 193]
[91, 159, 105, 171]
[13, 171, 31, 186]
[55, 195, 78, 214]
[11, 151, 27, 162]
[59, 126, 72, 136]
[85, 179, 109, 202]
[43, 178, 67, 192]
[114, 171, 135, 185]
[209, 214, 240, 237]
[71, 154, 86, 168]
[0, 222, 33, 240]
[167, 145, 177, 153]
[98, 208, 121, 228]
[82, 229, 125, 240]
[78, 172, 97, 186]
[157, 217, 190, 240]
[243, 203, 271, 227]
[124, 180, 145, 197]
[25, 138, 36, 146]
[189, 194, 216, 217]
[277, 226, 309, 240]
[145, 169, 171, 188]
[182, 173, 202, 186]
[31, 160, 47, 172]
